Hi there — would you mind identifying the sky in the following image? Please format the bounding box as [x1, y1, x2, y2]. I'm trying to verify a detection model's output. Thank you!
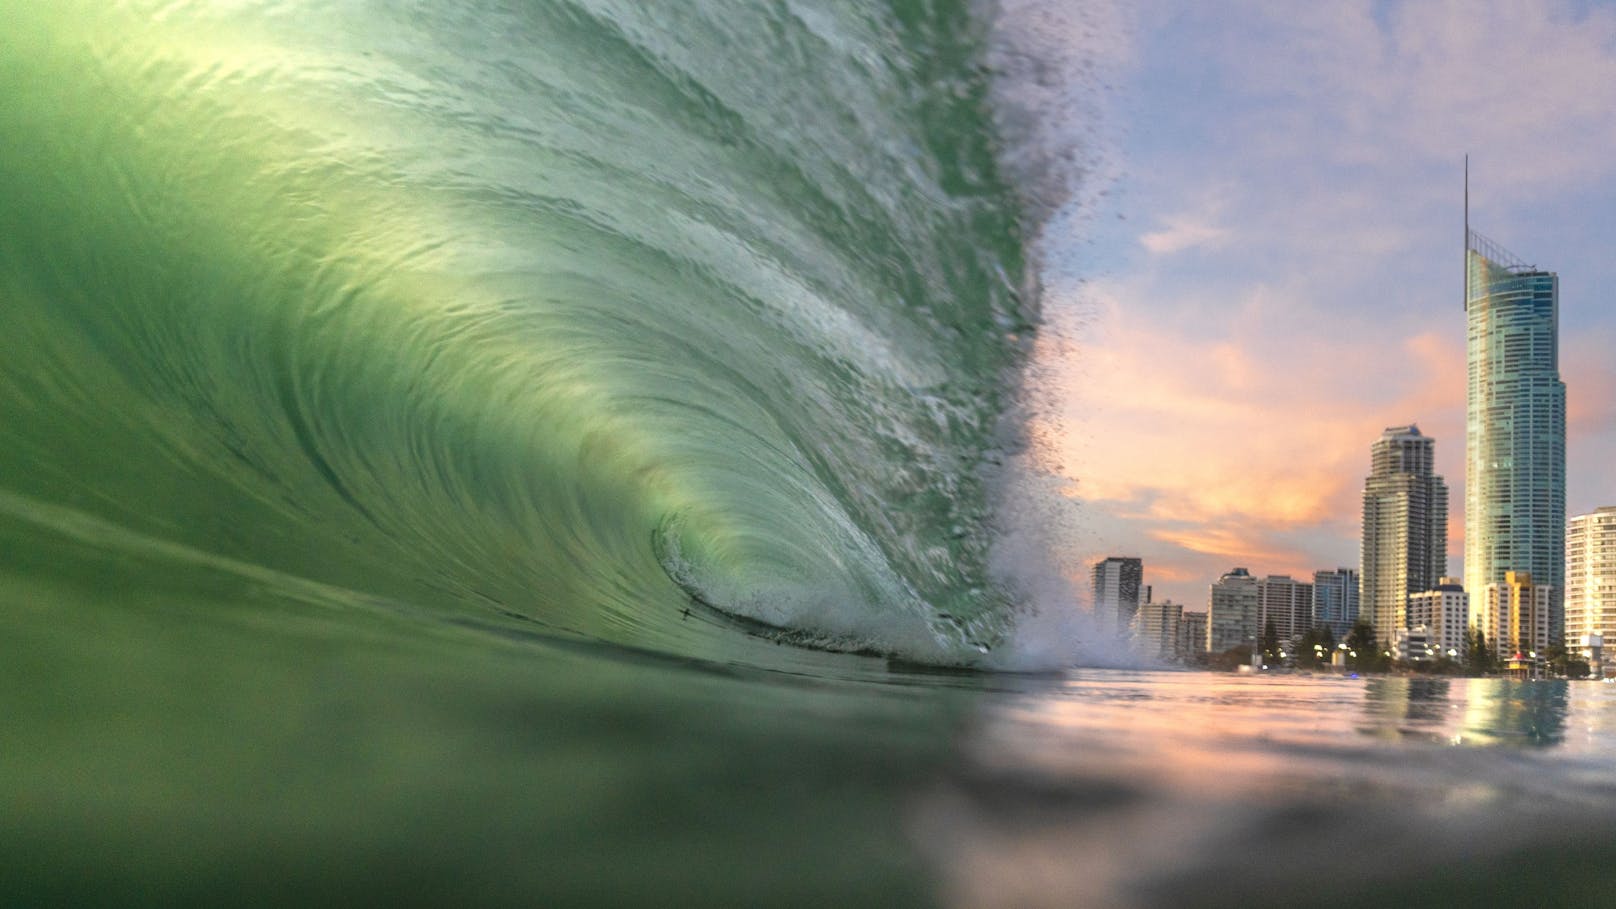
[1034, 0, 1616, 609]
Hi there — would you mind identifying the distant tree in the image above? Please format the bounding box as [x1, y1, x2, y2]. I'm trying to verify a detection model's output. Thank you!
[1345, 621, 1378, 673]
[1543, 644, 1590, 679]
[1296, 626, 1338, 670]
[1465, 627, 1495, 676]
[1427, 656, 1463, 676]
[1208, 644, 1254, 672]
[1297, 627, 1321, 669]
[1261, 620, 1281, 665]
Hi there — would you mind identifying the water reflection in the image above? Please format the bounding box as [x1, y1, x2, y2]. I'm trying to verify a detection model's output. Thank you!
[1356, 677, 1571, 746]
[1459, 679, 1569, 746]
[919, 671, 1616, 909]
[1359, 677, 1456, 743]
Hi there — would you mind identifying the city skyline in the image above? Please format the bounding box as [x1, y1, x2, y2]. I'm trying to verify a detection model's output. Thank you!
[1036, 1, 1616, 609]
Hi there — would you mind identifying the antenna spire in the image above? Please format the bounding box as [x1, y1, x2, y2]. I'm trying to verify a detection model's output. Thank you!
[1464, 155, 1469, 311]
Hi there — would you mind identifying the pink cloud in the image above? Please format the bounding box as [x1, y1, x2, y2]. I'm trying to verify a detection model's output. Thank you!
[1039, 281, 1470, 605]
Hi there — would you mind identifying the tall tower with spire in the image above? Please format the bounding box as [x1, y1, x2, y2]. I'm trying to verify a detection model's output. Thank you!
[1464, 162, 1567, 644]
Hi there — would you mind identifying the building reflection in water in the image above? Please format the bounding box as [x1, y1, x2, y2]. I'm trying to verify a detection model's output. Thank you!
[1357, 677, 1569, 746]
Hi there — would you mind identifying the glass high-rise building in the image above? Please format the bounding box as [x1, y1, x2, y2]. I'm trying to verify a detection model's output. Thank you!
[1464, 221, 1566, 644]
[1311, 568, 1360, 640]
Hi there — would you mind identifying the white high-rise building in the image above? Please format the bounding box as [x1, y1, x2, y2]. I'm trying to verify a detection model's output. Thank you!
[1133, 600, 1183, 662]
[1361, 425, 1448, 645]
[1208, 568, 1260, 653]
[1567, 508, 1616, 656]
[1257, 575, 1312, 644]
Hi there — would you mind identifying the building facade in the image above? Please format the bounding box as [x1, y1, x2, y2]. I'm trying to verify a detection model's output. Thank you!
[1092, 557, 1144, 640]
[1312, 568, 1360, 640]
[1133, 600, 1183, 662]
[1179, 611, 1208, 659]
[1361, 425, 1449, 644]
[1257, 575, 1313, 644]
[1465, 228, 1566, 644]
[1567, 507, 1616, 656]
[1393, 625, 1435, 663]
[1481, 570, 1552, 659]
[1208, 567, 1260, 653]
[1406, 577, 1468, 659]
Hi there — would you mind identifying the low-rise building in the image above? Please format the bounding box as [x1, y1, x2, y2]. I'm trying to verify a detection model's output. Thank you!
[1482, 570, 1553, 660]
[1407, 577, 1468, 660]
[1393, 625, 1435, 664]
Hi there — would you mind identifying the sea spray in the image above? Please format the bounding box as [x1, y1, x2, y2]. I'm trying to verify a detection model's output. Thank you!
[976, 0, 1134, 668]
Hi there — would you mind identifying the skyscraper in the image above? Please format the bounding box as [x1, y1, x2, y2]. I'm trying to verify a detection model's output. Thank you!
[1361, 425, 1449, 644]
[1464, 182, 1566, 643]
[1567, 507, 1616, 654]
[1091, 556, 1143, 639]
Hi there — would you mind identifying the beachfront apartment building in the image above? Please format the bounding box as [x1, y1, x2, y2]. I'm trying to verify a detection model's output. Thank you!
[1311, 568, 1359, 640]
[1567, 508, 1616, 659]
[1481, 570, 1553, 660]
[1133, 599, 1183, 662]
[1257, 575, 1312, 644]
[1406, 577, 1468, 659]
[1208, 568, 1260, 653]
[1361, 425, 1448, 645]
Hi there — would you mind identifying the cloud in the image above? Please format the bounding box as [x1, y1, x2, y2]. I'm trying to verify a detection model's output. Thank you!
[1139, 215, 1229, 255]
[1201, 0, 1616, 195]
[1037, 276, 1467, 605]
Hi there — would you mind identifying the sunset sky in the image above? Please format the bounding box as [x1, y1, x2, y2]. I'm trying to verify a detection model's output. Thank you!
[1038, 0, 1616, 609]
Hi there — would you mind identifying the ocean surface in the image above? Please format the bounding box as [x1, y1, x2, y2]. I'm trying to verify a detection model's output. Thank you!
[5, 1, 1616, 905]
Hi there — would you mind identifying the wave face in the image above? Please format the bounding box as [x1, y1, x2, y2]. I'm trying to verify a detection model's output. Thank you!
[0, 0, 1033, 663]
